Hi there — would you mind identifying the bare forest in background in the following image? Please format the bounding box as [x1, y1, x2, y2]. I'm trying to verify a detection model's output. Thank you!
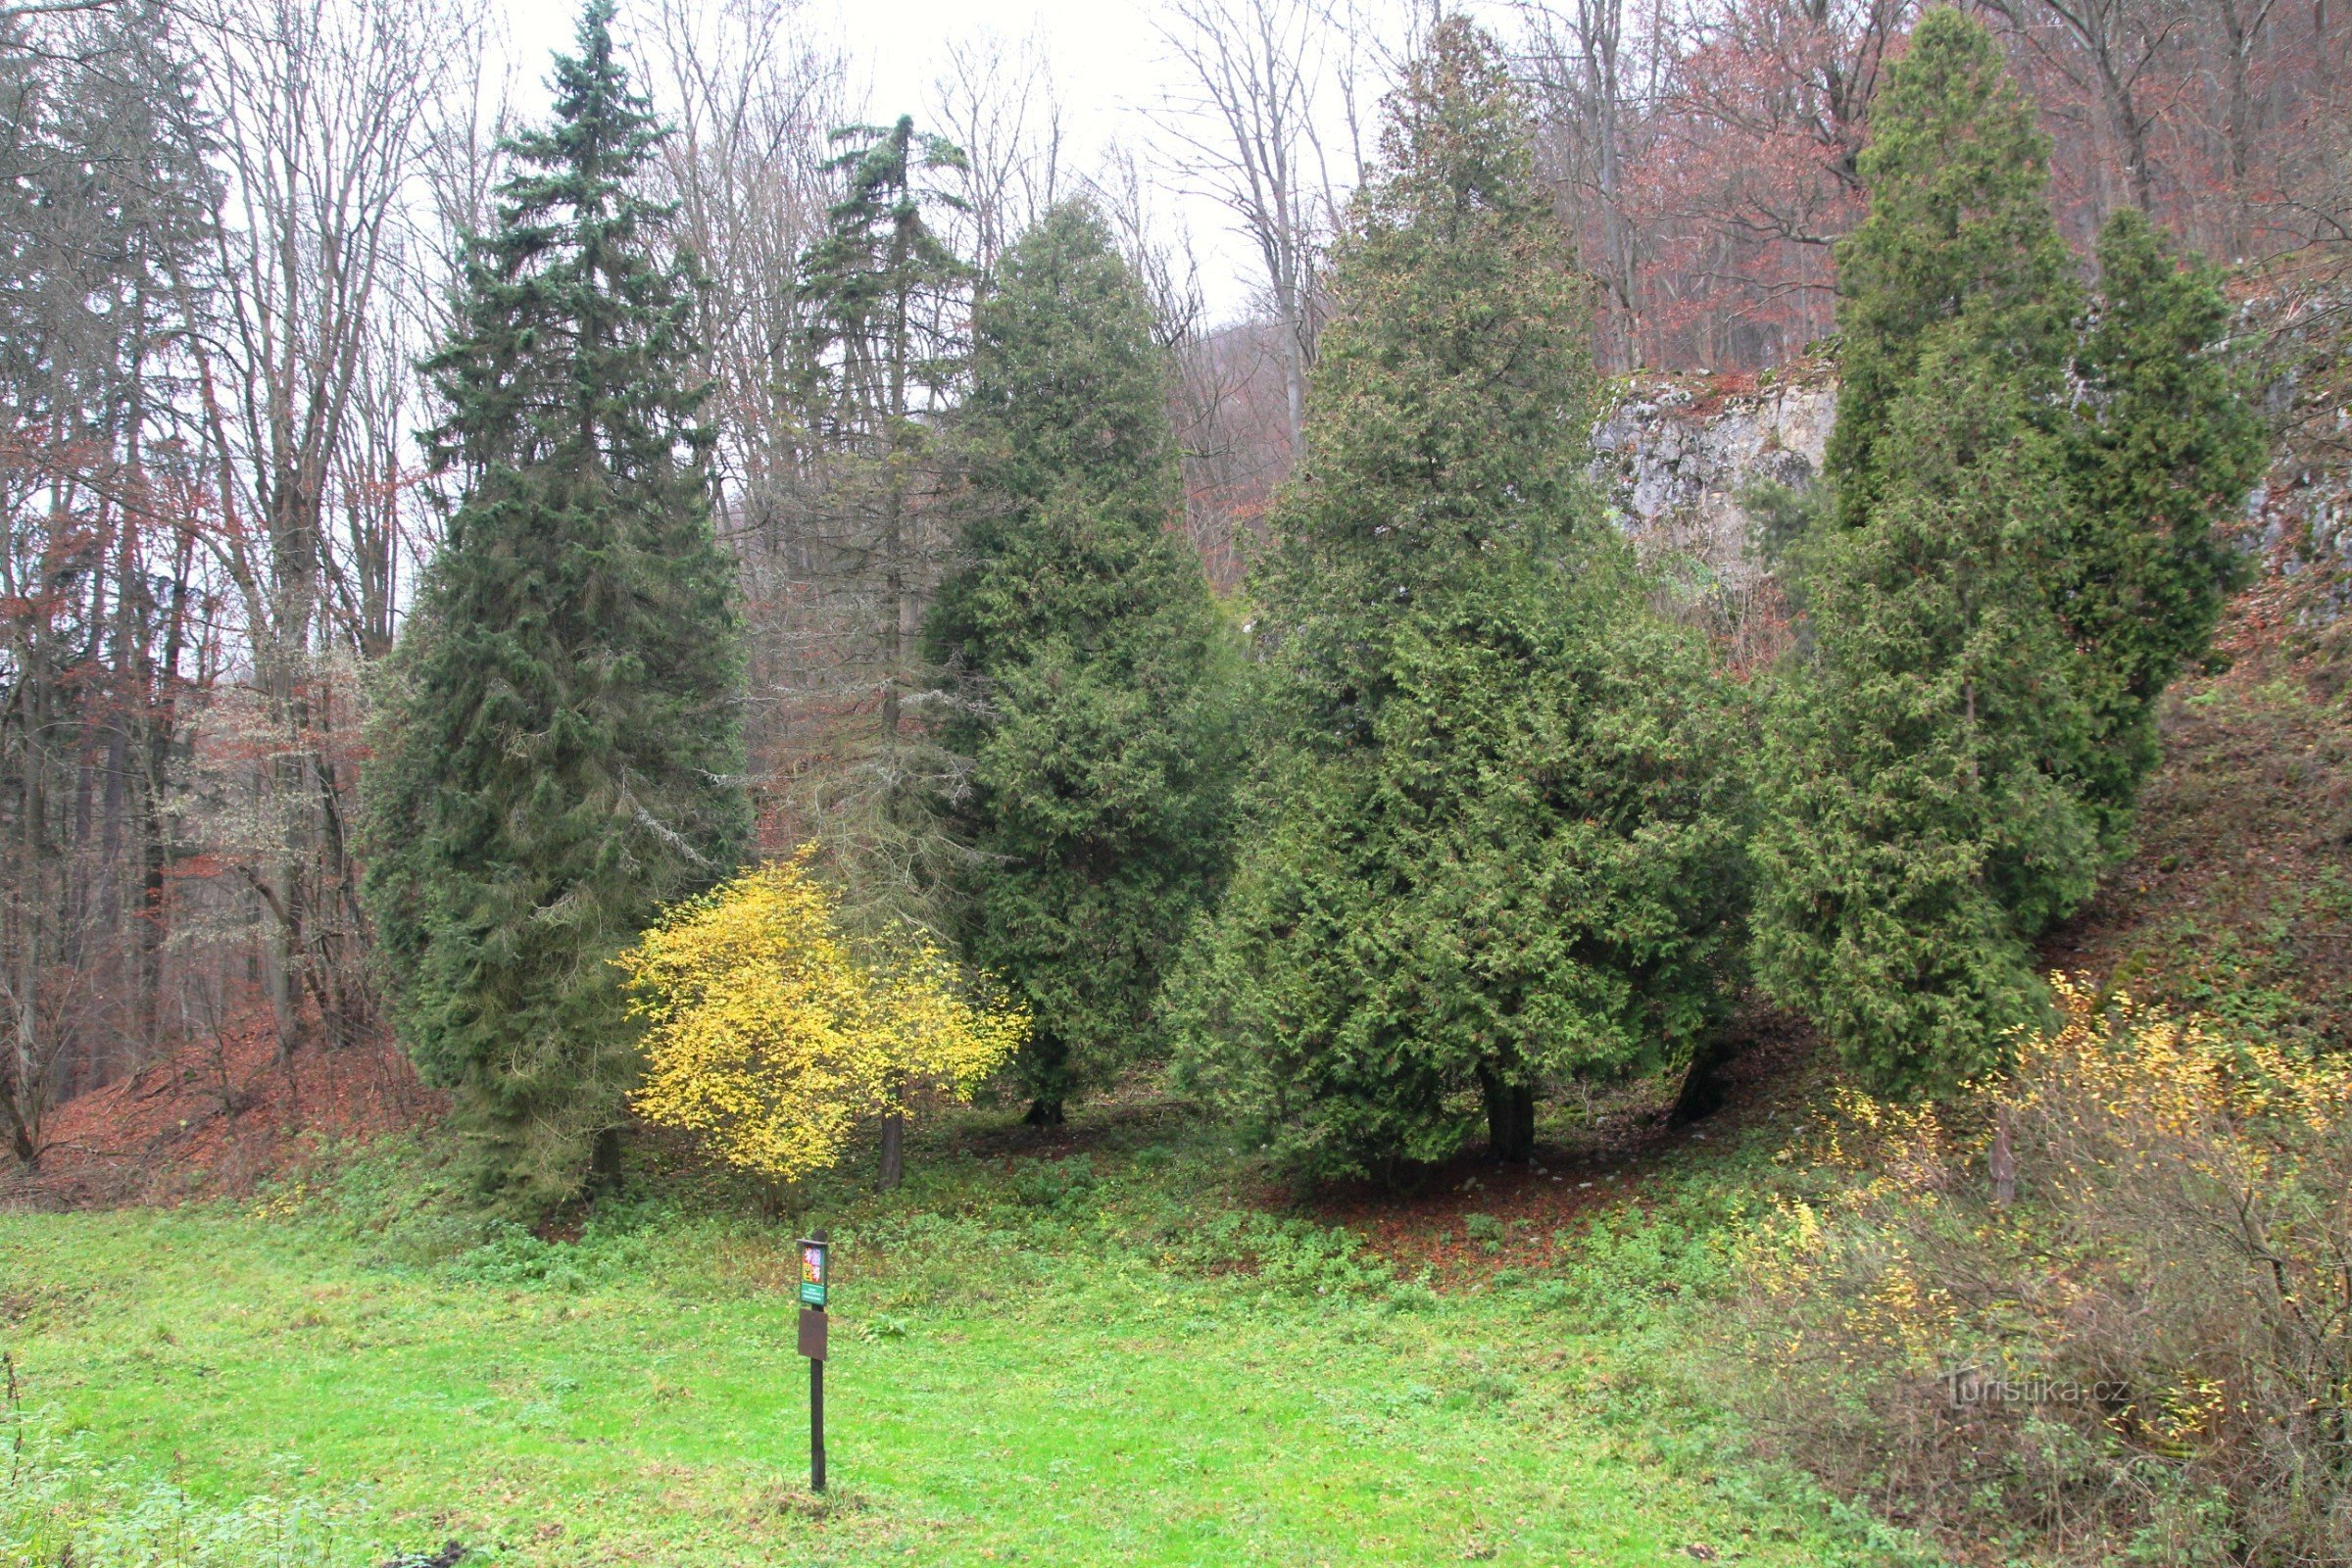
[2, 0, 2345, 1165]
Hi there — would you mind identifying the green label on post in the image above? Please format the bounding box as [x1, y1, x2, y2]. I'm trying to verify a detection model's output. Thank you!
[799, 1238, 829, 1307]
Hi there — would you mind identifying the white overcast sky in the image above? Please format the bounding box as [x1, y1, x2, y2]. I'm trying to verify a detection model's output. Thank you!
[485, 0, 1506, 323]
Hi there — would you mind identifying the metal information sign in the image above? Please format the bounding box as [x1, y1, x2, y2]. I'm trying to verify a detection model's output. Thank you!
[799, 1237, 829, 1307]
[798, 1230, 829, 1493]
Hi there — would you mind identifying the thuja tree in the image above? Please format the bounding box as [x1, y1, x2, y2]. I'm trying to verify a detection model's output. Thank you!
[922, 203, 1234, 1125]
[1755, 10, 2086, 1094]
[364, 0, 747, 1211]
[1169, 20, 1748, 1180]
[2054, 206, 2267, 832]
[1753, 10, 2258, 1094]
[1816, 9, 2078, 538]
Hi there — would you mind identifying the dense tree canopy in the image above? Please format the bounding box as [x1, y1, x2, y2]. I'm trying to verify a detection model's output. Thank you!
[2055, 207, 2268, 831]
[1171, 19, 1749, 1180]
[1754, 9, 2261, 1095]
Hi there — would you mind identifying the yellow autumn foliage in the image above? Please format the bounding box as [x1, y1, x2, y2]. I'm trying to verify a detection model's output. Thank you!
[1729, 975, 2352, 1554]
[615, 854, 1029, 1183]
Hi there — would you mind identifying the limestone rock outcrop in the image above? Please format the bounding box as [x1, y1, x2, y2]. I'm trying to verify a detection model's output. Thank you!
[1590, 361, 1838, 592]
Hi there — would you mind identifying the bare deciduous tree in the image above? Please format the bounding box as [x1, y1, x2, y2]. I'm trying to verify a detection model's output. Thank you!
[1981, 0, 2183, 212]
[1092, 144, 1285, 589]
[931, 29, 1067, 276]
[634, 0, 845, 503]
[1156, 0, 1368, 453]
[181, 0, 478, 1058]
[0, 3, 223, 1158]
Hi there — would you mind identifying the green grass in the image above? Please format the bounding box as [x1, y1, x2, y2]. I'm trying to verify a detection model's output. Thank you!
[1, 1112, 1926, 1567]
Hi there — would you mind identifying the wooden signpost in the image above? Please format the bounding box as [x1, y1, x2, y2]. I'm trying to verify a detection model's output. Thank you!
[798, 1231, 829, 1493]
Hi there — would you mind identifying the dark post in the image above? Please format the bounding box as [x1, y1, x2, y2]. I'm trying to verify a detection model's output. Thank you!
[810, 1347, 825, 1493]
[799, 1228, 830, 1493]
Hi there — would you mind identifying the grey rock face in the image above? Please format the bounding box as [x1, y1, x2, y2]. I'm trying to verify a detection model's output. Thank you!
[1590, 358, 2301, 613]
[1591, 367, 1838, 592]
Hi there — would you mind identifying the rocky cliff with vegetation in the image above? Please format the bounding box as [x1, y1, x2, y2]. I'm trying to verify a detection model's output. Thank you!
[1594, 296, 2352, 605]
[1592, 361, 1839, 593]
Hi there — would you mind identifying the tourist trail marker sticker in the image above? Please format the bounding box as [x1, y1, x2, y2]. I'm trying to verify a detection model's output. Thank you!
[799, 1237, 829, 1306]
[798, 1231, 829, 1492]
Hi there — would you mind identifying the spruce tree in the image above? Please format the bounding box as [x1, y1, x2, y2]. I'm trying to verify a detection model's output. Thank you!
[364, 0, 748, 1211]
[922, 203, 1234, 1125]
[2056, 207, 2267, 830]
[788, 117, 972, 936]
[1170, 20, 1748, 1180]
[1753, 10, 2094, 1092]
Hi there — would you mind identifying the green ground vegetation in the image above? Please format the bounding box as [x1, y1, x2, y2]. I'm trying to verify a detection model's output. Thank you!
[1, 1106, 1930, 1568]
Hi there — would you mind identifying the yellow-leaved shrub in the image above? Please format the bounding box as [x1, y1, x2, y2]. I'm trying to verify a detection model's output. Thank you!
[615, 854, 1029, 1183]
[1727, 976, 2352, 1563]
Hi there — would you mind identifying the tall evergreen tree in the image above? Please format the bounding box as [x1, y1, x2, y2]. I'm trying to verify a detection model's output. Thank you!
[364, 0, 748, 1211]
[1756, 11, 2266, 1096]
[1820, 6, 2079, 534]
[790, 115, 971, 1189]
[2056, 207, 2267, 830]
[923, 203, 1234, 1125]
[1170, 20, 1748, 1180]
[786, 116, 972, 930]
[1752, 10, 2101, 1092]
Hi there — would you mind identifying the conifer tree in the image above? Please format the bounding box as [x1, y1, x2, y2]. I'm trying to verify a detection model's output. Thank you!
[364, 0, 748, 1210]
[790, 115, 971, 1188]
[2056, 207, 2267, 829]
[1753, 10, 2094, 1092]
[787, 117, 972, 938]
[923, 203, 1233, 1125]
[1821, 6, 2079, 532]
[1754, 351, 2097, 1093]
[1170, 20, 1747, 1180]
[1757, 11, 2266, 1095]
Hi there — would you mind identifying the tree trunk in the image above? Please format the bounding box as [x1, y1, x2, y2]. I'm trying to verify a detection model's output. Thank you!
[2091, 47, 2156, 213]
[1988, 1105, 2018, 1206]
[1481, 1070, 1537, 1163]
[1279, 304, 1305, 459]
[1020, 1033, 1073, 1129]
[1669, 1035, 1736, 1126]
[591, 1125, 625, 1196]
[4, 1091, 35, 1167]
[2222, 6, 2254, 184]
[877, 1109, 906, 1190]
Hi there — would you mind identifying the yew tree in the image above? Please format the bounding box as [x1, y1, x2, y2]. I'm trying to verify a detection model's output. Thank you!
[923, 203, 1234, 1125]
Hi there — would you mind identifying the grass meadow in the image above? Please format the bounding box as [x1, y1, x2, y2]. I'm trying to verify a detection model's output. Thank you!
[0, 1103, 1931, 1567]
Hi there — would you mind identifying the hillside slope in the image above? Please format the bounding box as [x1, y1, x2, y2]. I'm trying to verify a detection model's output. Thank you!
[2047, 576, 2352, 1049]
